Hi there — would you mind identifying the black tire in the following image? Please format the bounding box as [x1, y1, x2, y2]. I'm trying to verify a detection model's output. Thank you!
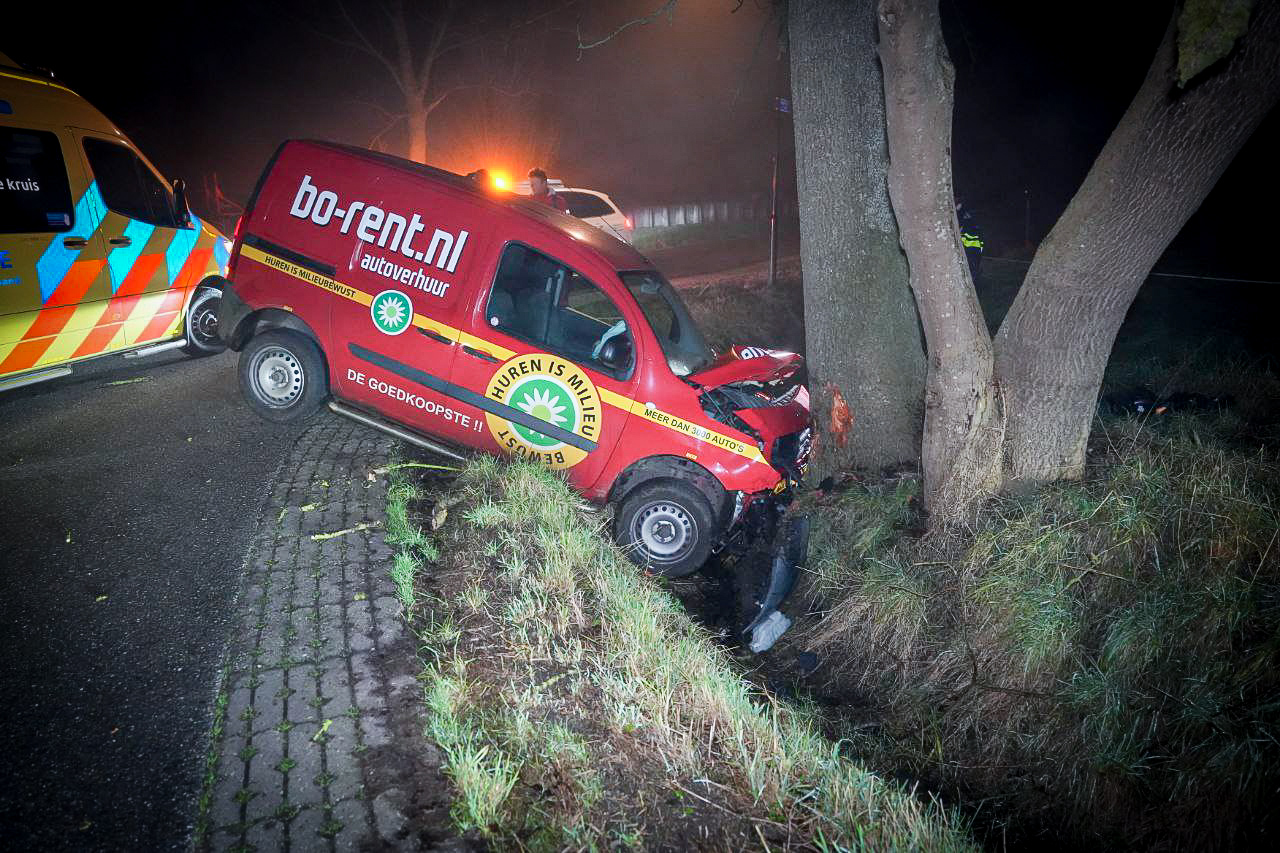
[238, 330, 328, 423]
[182, 287, 226, 356]
[613, 480, 716, 578]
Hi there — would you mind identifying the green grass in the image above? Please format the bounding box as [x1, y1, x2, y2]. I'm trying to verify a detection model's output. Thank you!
[631, 221, 768, 252]
[395, 454, 976, 851]
[795, 412, 1280, 850]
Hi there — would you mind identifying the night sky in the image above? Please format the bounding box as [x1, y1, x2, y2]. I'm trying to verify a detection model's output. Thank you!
[5, 0, 1276, 279]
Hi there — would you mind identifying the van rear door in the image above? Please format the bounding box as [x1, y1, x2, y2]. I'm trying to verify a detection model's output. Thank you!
[0, 124, 115, 376]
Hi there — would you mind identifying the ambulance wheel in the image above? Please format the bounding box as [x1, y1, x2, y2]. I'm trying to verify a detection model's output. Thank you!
[239, 330, 327, 423]
[182, 287, 225, 356]
[614, 480, 715, 578]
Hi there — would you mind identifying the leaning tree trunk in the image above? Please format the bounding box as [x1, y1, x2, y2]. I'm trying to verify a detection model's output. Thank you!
[878, 0, 1003, 526]
[994, 0, 1280, 486]
[789, 0, 926, 478]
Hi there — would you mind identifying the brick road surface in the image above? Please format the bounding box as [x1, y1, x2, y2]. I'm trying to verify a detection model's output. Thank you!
[199, 419, 460, 852]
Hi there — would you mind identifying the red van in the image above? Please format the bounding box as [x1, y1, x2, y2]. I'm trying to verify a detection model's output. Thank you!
[219, 141, 810, 578]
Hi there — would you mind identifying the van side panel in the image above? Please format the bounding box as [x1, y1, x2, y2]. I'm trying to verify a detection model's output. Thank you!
[234, 142, 486, 443]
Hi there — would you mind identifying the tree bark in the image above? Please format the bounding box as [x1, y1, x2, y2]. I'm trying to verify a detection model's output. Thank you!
[789, 0, 926, 478]
[994, 0, 1280, 486]
[407, 100, 428, 163]
[878, 0, 1002, 526]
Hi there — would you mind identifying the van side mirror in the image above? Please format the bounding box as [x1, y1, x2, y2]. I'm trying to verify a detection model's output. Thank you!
[172, 178, 192, 228]
[599, 336, 632, 372]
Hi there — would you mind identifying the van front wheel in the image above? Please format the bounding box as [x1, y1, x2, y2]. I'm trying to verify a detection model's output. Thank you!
[614, 480, 715, 578]
[239, 330, 327, 423]
[182, 287, 225, 356]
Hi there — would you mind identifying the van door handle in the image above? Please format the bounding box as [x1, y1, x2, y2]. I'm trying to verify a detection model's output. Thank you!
[462, 345, 500, 364]
[417, 327, 452, 345]
[63, 237, 88, 249]
[108, 236, 132, 247]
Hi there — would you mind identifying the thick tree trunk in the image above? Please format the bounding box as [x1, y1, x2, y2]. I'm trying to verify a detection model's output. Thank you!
[878, 0, 1002, 526]
[407, 101, 428, 163]
[994, 0, 1280, 486]
[789, 0, 926, 478]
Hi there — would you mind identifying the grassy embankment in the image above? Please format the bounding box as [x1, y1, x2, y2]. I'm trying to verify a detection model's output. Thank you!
[382, 456, 976, 851]
[779, 260, 1280, 849]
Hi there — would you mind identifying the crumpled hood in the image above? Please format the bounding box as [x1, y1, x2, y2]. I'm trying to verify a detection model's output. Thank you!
[689, 346, 803, 389]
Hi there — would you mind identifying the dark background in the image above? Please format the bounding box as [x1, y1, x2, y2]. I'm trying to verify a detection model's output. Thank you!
[4, 0, 1277, 302]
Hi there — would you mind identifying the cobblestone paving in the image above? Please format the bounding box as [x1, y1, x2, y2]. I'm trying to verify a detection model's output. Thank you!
[200, 419, 435, 852]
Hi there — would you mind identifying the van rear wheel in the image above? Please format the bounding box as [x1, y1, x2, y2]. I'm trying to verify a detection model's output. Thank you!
[614, 480, 715, 578]
[239, 330, 327, 423]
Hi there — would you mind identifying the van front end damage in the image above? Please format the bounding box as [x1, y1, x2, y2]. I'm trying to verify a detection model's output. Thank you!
[710, 404, 812, 654]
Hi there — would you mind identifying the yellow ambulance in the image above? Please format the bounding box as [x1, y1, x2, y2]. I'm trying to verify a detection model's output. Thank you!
[0, 53, 230, 391]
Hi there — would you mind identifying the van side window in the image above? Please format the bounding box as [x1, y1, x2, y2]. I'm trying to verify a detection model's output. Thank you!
[82, 139, 177, 228]
[0, 127, 74, 233]
[485, 243, 633, 378]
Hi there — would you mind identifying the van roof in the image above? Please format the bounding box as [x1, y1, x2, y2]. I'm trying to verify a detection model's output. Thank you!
[295, 140, 652, 272]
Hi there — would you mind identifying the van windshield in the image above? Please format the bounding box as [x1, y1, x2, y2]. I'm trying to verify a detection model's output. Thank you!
[620, 271, 715, 376]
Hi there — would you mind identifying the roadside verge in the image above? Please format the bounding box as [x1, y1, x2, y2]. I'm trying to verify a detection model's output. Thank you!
[393, 454, 977, 850]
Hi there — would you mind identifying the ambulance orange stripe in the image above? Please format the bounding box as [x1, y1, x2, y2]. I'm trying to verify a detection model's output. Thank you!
[175, 248, 213, 290]
[0, 258, 105, 372]
[70, 320, 122, 359]
[117, 253, 165, 298]
[0, 306, 77, 373]
[45, 259, 106, 309]
[135, 288, 188, 343]
[69, 256, 165, 359]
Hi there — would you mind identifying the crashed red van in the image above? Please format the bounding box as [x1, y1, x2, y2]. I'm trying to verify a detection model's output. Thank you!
[219, 140, 810, 578]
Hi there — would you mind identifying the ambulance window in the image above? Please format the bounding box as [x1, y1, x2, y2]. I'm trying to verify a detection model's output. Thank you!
[0, 127, 74, 233]
[82, 139, 178, 228]
[486, 243, 633, 378]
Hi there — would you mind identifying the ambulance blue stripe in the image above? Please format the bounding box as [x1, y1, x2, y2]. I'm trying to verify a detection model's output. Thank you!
[35, 181, 106, 303]
[164, 214, 201, 285]
[107, 218, 156, 292]
[213, 237, 229, 270]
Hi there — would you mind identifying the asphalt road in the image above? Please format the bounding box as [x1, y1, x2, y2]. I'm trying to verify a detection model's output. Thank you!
[0, 349, 305, 851]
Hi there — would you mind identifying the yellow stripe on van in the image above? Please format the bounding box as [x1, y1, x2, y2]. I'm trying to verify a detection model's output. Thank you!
[242, 246, 769, 464]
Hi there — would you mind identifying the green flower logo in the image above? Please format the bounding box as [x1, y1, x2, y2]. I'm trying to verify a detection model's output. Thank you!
[511, 378, 576, 448]
[370, 290, 413, 336]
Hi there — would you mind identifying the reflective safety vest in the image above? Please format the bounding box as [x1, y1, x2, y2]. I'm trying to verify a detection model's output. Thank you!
[961, 230, 984, 251]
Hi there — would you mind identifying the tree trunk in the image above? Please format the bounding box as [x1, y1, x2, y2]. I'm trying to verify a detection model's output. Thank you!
[994, 0, 1280, 486]
[878, 0, 1002, 526]
[406, 100, 428, 164]
[789, 0, 926, 478]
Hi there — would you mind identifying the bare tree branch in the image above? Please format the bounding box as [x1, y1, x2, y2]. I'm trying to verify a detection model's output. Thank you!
[575, 0, 678, 51]
[331, 0, 405, 88]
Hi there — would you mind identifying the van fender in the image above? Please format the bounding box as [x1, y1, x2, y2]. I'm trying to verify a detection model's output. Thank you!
[606, 455, 729, 528]
[224, 306, 322, 353]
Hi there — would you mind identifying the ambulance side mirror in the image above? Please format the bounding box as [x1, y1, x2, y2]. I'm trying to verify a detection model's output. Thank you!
[172, 179, 192, 229]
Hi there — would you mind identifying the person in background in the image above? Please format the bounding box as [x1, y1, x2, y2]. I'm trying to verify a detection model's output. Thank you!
[528, 167, 567, 212]
[956, 199, 984, 282]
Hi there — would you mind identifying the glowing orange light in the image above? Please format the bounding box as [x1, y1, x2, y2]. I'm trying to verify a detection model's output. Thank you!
[491, 172, 510, 190]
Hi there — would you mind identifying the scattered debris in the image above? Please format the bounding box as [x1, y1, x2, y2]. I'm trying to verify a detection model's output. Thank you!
[105, 377, 150, 386]
[95, 595, 108, 603]
[312, 718, 332, 742]
[310, 521, 380, 541]
[1099, 387, 1235, 417]
[300, 502, 319, 512]
[66, 531, 72, 544]
[748, 610, 791, 653]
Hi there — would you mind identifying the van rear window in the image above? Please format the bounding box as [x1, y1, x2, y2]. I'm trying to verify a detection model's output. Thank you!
[0, 127, 74, 233]
[558, 192, 616, 219]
